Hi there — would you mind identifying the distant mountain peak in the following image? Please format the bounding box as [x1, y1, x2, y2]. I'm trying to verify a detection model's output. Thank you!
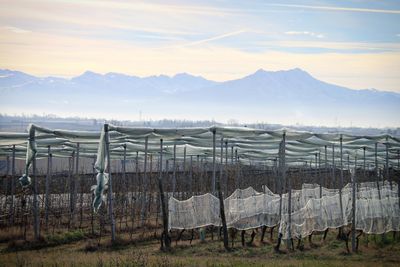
[245, 68, 313, 83]
[173, 72, 194, 78]
[80, 70, 100, 77]
[254, 68, 267, 74]
[71, 70, 104, 82]
[252, 67, 308, 75]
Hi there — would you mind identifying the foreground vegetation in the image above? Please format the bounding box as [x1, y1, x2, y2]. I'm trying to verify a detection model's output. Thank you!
[0, 227, 399, 267]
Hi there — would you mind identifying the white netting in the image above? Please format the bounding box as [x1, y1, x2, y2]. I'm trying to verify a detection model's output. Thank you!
[168, 181, 400, 238]
[168, 193, 221, 230]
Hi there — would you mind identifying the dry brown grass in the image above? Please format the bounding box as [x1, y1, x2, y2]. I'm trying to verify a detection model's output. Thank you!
[0, 228, 399, 267]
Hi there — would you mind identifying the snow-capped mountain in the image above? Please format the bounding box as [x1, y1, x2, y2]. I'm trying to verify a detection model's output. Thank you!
[0, 68, 398, 127]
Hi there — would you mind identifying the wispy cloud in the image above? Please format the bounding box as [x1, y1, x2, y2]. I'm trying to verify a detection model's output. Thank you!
[75, 1, 232, 17]
[178, 30, 247, 47]
[285, 31, 324, 38]
[259, 40, 400, 52]
[2, 26, 30, 34]
[268, 3, 400, 14]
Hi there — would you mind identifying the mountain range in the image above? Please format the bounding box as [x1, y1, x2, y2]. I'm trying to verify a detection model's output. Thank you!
[0, 68, 399, 127]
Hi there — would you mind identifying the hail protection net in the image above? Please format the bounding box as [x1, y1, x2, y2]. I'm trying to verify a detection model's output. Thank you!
[168, 182, 400, 239]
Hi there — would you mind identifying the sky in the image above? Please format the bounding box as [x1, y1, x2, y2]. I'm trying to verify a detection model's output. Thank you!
[0, 0, 400, 92]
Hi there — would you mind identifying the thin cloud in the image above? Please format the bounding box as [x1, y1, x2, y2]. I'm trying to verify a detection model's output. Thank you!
[285, 31, 324, 38]
[258, 40, 400, 52]
[2, 26, 31, 34]
[178, 30, 247, 47]
[268, 3, 400, 14]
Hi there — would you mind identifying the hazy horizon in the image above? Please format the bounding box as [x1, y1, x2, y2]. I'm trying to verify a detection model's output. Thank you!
[1, 0, 399, 128]
[3, 66, 399, 94]
[1, 67, 399, 128]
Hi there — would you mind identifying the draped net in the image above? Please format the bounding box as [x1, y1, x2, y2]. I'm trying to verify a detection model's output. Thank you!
[168, 181, 399, 239]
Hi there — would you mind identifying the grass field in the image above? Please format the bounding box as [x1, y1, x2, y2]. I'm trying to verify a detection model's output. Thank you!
[0, 228, 399, 267]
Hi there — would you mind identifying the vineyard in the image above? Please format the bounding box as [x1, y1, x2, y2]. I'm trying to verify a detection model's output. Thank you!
[0, 124, 399, 266]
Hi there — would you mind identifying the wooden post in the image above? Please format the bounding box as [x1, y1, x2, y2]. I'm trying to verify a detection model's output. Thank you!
[340, 135, 344, 189]
[217, 133, 229, 250]
[231, 146, 234, 164]
[172, 143, 176, 197]
[273, 158, 278, 193]
[189, 155, 193, 196]
[149, 154, 153, 214]
[278, 144, 283, 221]
[166, 159, 169, 195]
[212, 130, 216, 193]
[71, 143, 80, 227]
[122, 144, 127, 228]
[104, 124, 116, 243]
[315, 153, 318, 185]
[91, 156, 95, 234]
[28, 126, 40, 241]
[324, 145, 328, 188]
[318, 152, 322, 198]
[235, 149, 239, 189]
[183, 145, 187, 173]
[33, 156, 39, 240]
[363, 146, 366, 181]
[375, 143, 381, 199]
[196, 155, 200, 195]
[339, 136, 344, 224]
[276, 136, 285, 252]
[332, 144, 336, 188]
[9, 144, 16, 225]
[4, 155, 9, 212]
[282, 132, 292, 250]
[134, 150, 139, 226]
[225, 140, 228, 195]
[68, 150, 75, 228]
[397, 149, 400, 209]
[220, 138, 224, 195]
[45, 145, 51, 228]
[385, 136, 391, 189]
[140, 136, 148, 225]
[158, 139, 171, 250]
[123, 144, 127, 184]
[351, 153, 357, 253]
